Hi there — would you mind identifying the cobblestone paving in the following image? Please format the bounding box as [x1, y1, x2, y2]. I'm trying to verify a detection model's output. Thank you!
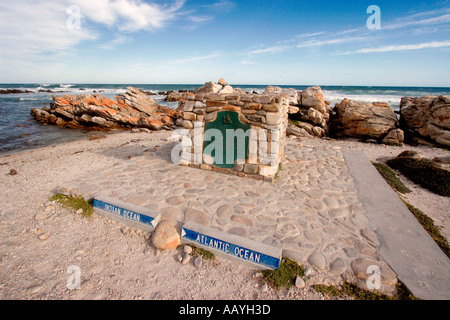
[60, 137, 398, 288]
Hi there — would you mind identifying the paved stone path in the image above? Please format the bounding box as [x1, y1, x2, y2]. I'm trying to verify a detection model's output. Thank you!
[344, 150, 450, 300]
[58, 137, 449, 298]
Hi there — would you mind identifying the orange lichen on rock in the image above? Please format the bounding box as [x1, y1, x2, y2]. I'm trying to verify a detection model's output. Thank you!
[33, 87, 178, 131]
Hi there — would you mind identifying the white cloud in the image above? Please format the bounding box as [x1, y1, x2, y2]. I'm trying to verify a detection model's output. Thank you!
[187, 15, 215, 23]
[342, 40, 450, 54]
[0, 0, 187, 81]
[240, 59, 256, 65]
[384, 13, 450, 30]
[0, 0, 96, 64]
[246, 45, 290, 56]
[296, 36, 366, 48]
[296, 32, 326, 38]
[99, 36, 129, 50]
[73, 0, 186, 32]
[169, 52, 224, 65]
[72, 0, 116, 26]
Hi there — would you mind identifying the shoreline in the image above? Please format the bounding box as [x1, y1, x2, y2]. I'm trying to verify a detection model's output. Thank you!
[0, 128, 128, 158]
[2, 83, 449, 156]
[0, 129, 448, 300]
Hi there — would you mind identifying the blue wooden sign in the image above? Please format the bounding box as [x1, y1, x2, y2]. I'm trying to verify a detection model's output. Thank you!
[181, 222, 281, 270]
[93, 196, 160, 231]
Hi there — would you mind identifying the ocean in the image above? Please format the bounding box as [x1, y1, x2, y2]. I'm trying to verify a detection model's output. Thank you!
[1, 83, 449, 156]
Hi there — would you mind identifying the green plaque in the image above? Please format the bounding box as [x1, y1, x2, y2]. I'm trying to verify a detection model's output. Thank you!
[203, 111, 251, 168]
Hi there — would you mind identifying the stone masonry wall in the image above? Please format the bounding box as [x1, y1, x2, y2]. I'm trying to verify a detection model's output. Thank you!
[179, 92, 289, 181]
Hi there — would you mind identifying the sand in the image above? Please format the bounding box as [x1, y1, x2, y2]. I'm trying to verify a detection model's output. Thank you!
[0, 130, 448, 300]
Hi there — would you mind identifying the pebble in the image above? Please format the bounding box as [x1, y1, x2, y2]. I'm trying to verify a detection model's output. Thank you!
[38, 233, 49, 241]
[74, 249, 85, 256]
[304, 267, 314, 277]
[194, 256, 203, 268]
[27, 285, 42, 294]
[76, 208, 84, 215]
[34, 213, 49, 221]
[261, 283, 269, 292]
[181, 253, 191, 265]
[295, 276, 306, 289]
[183, 245, 193, 254]
[70, 188, 80, 198]
[90, 264, 103, 274]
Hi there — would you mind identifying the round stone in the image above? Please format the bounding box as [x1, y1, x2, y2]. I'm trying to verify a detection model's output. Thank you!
[295, 276, 306, 289]
[216, 205, 233, 219]
[330, 258, 347, 275]
[307, 252, 326, 270]
[181, 253, 191, 265]
[165, 196, 185, 206]
[324, 197, 339, 209]
[183, 245, 193, 254]
[151, 221, 181, 250]
[194, 256, 203, 268]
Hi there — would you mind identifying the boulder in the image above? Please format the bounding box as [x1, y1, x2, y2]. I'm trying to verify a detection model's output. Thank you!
[219, 85, 234, 94]
[332, 99, 399, 140]
[288, 86, 331, 135]
[151, 220, 181, 250]
[234, 88, 247, 94]
[31, 87, 181, 131]
[263, 85, 299, 106]
[194, 79, 235, 95]
[400, 95, 450, 147]
[194, 81, 222, 94]
[382, 129, 404, 146]
[286, 123, 311, 137]
[165, 91, 186, 102]
[307, 107, 325, 126]
[218, 78, 228, 86]
[0, 89, 34, 94]
[30, 108, 51, 122]
[301, 86, 326, 114]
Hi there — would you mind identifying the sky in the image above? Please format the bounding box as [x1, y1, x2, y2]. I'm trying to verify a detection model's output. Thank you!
[0, 0, 449, 86]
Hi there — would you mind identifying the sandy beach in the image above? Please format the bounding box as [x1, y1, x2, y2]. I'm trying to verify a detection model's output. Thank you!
[0, 129, 448, 300]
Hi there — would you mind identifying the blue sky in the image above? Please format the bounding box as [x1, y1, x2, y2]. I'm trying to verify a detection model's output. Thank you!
[0, 0, 449, 86]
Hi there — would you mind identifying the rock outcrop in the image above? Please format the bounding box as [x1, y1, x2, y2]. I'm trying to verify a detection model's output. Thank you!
[165, 91, 186, 102]
[285, 86, 331, 138]
[300, 86, 328, 115]
[331, 99, 401, 142]
[31, 87, 181, 131]
[1, 89, 34, 94]
[263, 86, 299, 106]
[400, 95, 450, 147]
[194, 79, 234, 94]
[382, 128, 405, 146]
